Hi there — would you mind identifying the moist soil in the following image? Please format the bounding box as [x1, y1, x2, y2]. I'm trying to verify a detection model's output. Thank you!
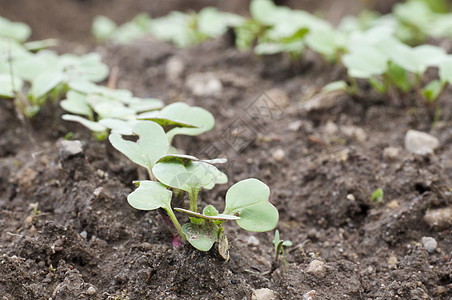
[1, 1, 451, 299]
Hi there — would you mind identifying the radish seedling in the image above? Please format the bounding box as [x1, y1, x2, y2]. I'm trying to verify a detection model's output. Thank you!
[338, 32, 452, 105]
[110, 121, 279, 257]
[273, 230, 293, 265]
[61, 81, 163, 139]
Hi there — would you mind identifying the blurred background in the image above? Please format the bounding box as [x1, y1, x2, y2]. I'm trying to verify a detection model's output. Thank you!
[0, 0, 399, 42]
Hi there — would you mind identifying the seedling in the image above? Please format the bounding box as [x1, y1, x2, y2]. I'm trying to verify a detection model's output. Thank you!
[93, 8, 245, 47]
[273, 230, 293, 265]
[110, 121, 279, 257]
[1, 25, 110, 119]
[370, 188, 384, 204]
[249, 0, 340, 61]
[92, 13, 152, 44]
[61, 81, 163, 140]
[336, 32, 452, 107]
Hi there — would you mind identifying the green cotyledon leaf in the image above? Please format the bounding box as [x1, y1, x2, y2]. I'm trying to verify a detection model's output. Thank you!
[224, 178, 278, 232]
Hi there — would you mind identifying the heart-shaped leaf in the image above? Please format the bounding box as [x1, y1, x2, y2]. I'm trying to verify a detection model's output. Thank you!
[139, 102, 215, 142]
[153, 154, 227, 192]
[342, 43, 388, 78]
[181, 221, 219, 251]
[109, 121, 169, 173]
[60, 91, 92, 118]
[127, 180, 172, 211]
[224, 178, 278, 232]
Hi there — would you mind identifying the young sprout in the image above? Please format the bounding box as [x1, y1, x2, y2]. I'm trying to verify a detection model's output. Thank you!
[370, 188, 384, 204]
[61, 81, 163, 140]
[273, 230, 293, 266]
[109, 121, 279, 257]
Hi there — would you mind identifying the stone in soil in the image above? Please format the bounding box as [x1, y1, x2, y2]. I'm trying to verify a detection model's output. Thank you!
[404, 129, 440, 155]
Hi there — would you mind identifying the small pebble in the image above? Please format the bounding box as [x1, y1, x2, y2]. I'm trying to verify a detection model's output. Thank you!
[96, 169, 105, 178]
[424, 207, 452, 229]
[265, 88, 290, 109]
[288, 120, 302, 132]
[80, 231, 87, 239]
[421, 237, 438, 253]
[388, 255, 398, 269]
[324, 120, 339, 136]
[306, 260, 325, 278]
[246, 235, 260, 247]
[386, 200, 399, 209]
[382, 147, 400, 160]
[435, 285, 446, 295]
[59, 140, 83, 160]
[251, 288, 276, 300]
[86, 286, 97, 295]
[93, 187, 104, 198]
[186, 72, 223, 98]
[341, 125, 367, 142]
[272, 149, 285, 162]
[165, 56, 185, 82]
[404, 130, 439, 155]
[300, 92, 337, 112]
[302, 290, 316, 300]
[346, 194, 355, 201]
[140, 242, 153, 251]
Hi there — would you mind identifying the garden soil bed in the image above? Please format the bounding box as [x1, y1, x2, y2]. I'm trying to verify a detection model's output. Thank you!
[1, 1, 451, 299]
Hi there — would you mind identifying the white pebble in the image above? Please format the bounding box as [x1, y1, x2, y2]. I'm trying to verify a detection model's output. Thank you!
[404, 130, 439, 155]
[302, 290, 316, 300]
[383, 147, 400, 160]
[166, 56, 185, 82]
[59, 140, 83, 159]
[246, 235, 260, 246]
[306, 260, 325, 278]
[272, 149, 285, 162]
[86, 286, 97, 295]
[424, 207, 452, 229]
[186, 72, 223, 98]
[421, 237, 438, 253]
[251, 288, 276, 300]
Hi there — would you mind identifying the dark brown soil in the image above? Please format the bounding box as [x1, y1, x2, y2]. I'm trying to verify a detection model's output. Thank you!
[1, 1, 451, 299]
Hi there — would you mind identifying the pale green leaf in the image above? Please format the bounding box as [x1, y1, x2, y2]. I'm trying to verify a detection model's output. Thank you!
[92, 15, 117, 41]
[60, 91, 92, 117]
[61, 114, 107, 132]
[127, 180, 172, 211]
[153, 156, 227, 192]
[29, 71, 64, 99]
[181, 222, 219, 251]
[224, 178, 278, 232]
[108, 121, 169, 171]
[0, 73, 23, 98]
